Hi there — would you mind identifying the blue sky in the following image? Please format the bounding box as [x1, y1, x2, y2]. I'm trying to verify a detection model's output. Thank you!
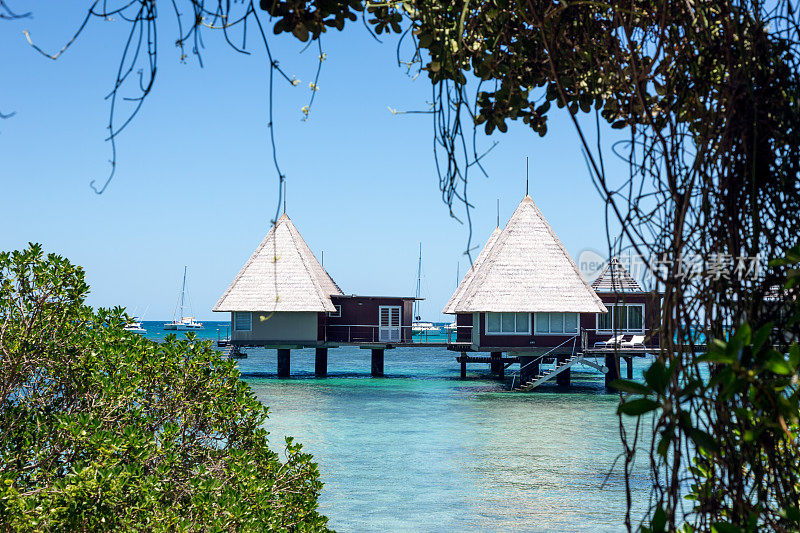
[0, 3, 630, 321]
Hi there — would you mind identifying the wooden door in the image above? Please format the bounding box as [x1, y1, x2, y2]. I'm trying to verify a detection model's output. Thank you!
[379, 306, 401, 342]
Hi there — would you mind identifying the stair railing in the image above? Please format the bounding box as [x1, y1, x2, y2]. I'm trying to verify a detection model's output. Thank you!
[509, 334, 579, 390]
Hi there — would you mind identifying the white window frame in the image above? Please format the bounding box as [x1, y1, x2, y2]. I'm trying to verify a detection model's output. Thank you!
[329, 305, 342, 318]
[596, 304, 645, 333]
[233, 311, 252, 332]
[484, 312, 531, 336]
[533, 312, 580, 335]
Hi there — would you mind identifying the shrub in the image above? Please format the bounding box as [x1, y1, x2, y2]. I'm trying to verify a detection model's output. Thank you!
[0, 244, 329, 531]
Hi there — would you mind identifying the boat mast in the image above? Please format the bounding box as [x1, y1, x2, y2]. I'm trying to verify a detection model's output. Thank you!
[414, 243, 422, 321]
[180, 266, 187, 321]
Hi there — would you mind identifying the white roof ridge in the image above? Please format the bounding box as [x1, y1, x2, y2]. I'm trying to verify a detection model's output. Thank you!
[213, 222, 278, 312]
[448, 195, 606, 313]
[284, 216, 337, 311]
[213, 215, 339, 313]
[530, 199, 606, 308]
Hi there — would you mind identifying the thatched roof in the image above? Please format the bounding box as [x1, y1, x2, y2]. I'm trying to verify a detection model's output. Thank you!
[442, 227, 502, 314]
[213, 214, 342, 313]
[591, 257, 644, 293]
[444, 196, 606, 314]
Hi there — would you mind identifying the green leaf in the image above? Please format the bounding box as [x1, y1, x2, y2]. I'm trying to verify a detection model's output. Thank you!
[751, 322, 773, 352]
[610, 379, 651, 395]
[690, 428, 720, 453]
[764, 353, 793, 375]
[789, 343, 799, 367]
[618, 398, 659, 416]
[651, 506, 667, 533]
[781, 505, 800, 524]
[644, 360, 668, 394]
[292, 23, 309, 42]
[711, 522, 743, 533]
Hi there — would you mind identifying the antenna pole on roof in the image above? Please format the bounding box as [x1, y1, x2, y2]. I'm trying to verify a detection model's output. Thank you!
[526, 156, 529, 196]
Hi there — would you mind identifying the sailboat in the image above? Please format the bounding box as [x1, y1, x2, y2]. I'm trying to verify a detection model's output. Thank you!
[164, 266, 204, 331]
[411, 244, 440, 335]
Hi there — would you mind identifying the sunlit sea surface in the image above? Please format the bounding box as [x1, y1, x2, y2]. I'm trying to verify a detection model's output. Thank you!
[142, 321, 652, 532]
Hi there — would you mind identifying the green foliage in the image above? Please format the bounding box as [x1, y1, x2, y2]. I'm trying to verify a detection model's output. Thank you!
[615, 246, 800, 531]
[0, 244, 329, 531]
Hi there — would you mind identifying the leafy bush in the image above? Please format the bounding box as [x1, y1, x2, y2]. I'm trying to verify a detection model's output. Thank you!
[0, 244, 329, 531]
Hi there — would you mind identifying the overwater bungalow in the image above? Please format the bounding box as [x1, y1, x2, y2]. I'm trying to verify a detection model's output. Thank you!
[443, 195, 607, 352]
[443, 195, 661, 388]
[213, 214, 415, 376]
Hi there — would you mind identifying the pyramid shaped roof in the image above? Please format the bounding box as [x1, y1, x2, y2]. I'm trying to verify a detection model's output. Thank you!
[591, 257, 644, 293]
[445, 196, 606, 314]
[213, 214, 342, 313]
[442, 227, 502, 314]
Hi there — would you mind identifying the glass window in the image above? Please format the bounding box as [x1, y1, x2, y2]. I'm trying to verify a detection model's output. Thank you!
[535, 313, 549, 333]
[233, 311, 251, 332]
[515, 312, 529, 333]
[487, 313, 501, 333]
[614, 305, 628, 330]
[501, 312, 516, 333]
[598, 310, 612, 330]
[628, 306, 643, 330]
[329, 305, 341, 318]
[564, 313, 578, 333]
[549, 312, 564, 333]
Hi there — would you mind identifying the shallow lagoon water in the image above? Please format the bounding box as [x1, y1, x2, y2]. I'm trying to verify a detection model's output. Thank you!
[236, 346, 653, 532]
[140, 322, 652, 531]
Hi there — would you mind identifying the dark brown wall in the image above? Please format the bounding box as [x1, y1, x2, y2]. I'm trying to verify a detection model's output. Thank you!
[455, 313, 473, 343]
[326, 296, 414, 343]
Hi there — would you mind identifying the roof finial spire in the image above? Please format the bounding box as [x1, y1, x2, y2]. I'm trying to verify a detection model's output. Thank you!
[526, 156, 529, 196]
[283, 182, 287, 215]
[496, 198, 500, 228]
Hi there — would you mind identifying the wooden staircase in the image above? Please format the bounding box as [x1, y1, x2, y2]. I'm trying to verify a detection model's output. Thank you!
[516, 354, 585, 391]
[225, 345, 247, 359]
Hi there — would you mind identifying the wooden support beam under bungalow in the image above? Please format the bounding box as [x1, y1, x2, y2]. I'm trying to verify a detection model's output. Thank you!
[212, 213, 416, 377]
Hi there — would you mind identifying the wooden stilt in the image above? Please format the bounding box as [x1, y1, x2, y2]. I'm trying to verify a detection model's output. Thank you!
[460, 352, 467, 379]
[315, 348, 328, 378]
[371, 348, 384, 377]
[626, 357, 633, 380]
[277, 349, 291, 378]
[490, 351, 502, 374]
[604, 354, 620, 388]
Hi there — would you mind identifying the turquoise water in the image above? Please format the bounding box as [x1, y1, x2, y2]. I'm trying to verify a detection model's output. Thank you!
[143, 322, 652, 531]
[136, 320, 232, 342]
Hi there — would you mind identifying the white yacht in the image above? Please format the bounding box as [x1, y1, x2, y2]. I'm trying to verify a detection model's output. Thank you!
[123, 318, 146, 334]
[412, 322, 441, 334]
